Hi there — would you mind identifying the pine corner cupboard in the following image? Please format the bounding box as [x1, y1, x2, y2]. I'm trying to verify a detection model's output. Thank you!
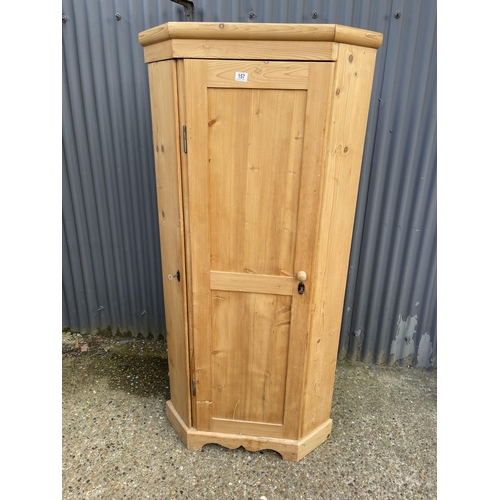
[138, 22, 383, 461]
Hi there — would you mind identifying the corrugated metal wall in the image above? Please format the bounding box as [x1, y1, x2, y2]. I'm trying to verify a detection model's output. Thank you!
[62, 0, 436, 368]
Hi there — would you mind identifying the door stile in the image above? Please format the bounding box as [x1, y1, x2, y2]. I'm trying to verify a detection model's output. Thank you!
[175, 59, 195, 429]
[183, 59, 213, 431]
[282, 63, 336, 439]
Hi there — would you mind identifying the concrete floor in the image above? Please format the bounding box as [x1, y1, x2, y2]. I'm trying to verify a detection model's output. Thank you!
[62, 333, 437, 499]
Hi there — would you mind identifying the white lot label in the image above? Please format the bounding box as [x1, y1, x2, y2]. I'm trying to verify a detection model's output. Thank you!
[235, 72, 248, 82]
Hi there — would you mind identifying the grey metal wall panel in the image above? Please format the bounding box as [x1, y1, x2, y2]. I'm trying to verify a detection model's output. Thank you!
[339, 0, 437, 368]
[62, 0, 437, 367]
[62, 0, 168, 336]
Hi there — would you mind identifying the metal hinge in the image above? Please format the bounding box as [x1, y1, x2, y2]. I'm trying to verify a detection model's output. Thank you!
[191, 378, 196, 397]
[183, 125, 187, 154]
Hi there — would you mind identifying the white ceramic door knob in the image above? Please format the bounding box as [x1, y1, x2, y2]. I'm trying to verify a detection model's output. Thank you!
[297, 271, 307, 281]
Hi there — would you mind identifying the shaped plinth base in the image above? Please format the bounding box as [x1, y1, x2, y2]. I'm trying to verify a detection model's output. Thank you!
[166, 400, 332, 461]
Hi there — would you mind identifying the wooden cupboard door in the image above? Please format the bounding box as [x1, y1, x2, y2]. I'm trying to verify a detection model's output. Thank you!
[184, 59, 334, 438]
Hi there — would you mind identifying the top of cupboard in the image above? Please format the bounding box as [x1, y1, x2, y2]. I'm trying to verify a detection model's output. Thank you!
[138, 22, 383, 50]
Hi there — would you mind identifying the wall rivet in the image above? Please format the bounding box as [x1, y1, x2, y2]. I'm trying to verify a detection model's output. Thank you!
[312, 11, 318, 19]
[394, 10, 401, 19]
[115, 13, 121, 21]
[248, 11, 256, 20]
[62, 14, 68, 23]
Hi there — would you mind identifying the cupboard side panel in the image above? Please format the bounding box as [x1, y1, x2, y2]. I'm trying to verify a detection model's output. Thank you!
[148, 60, 190, 426]
[300, 46, 378, 437]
